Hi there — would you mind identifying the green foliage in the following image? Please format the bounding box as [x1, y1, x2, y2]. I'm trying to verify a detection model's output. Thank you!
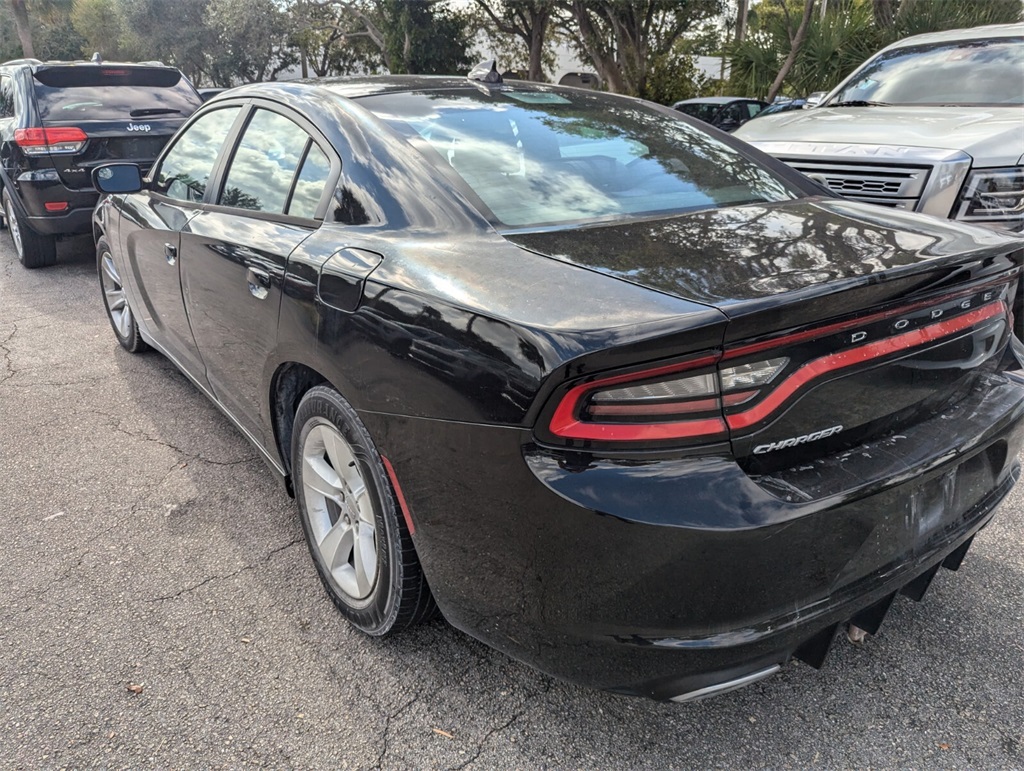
[205, 0, 297, 85]
[71, 0, 126, 59]
[729, 0, 1023, 100]
[379, 0, 473, 75]
[645, 45, 716, 105]
[0, 3, 26, 60]
[786, 2, 880, 95]
[890, 0, 1022, 39]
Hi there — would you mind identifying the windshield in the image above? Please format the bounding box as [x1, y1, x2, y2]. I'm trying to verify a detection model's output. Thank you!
[828, 37, 1024, 106]
[357, 89, 797, 229]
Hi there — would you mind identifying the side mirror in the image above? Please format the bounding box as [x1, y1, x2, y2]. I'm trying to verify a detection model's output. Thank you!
[92, 163, 143, 194]
[718, 119, 740, 132]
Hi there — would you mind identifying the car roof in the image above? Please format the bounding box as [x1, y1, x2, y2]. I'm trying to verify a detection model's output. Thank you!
[879, 22, 1023, 52]
[213, 75, 686, 111]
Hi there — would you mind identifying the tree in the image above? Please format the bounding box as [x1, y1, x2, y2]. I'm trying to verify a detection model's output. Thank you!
[305, 0, 473, 75]
[119, 0, 214, 83]
[205, 0, 297, 85]
[9, 0, 34, 57]
[71, 0, 126, 59]
[556, 0, 724, 98]
[765, 0, 815, 102]
[473, 0, 554, 82]
[378, 0, 473, 74]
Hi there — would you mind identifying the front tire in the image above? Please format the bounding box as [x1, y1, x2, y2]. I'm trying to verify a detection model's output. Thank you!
[292, 385, 436, 635]
[3, 190, 57, 269]
[97, 237, 148, 353]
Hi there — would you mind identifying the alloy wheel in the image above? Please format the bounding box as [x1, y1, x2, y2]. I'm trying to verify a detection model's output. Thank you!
[100, 250, 134, 340]
[301, 422, 379, 600]
[5, 197, 23, 259]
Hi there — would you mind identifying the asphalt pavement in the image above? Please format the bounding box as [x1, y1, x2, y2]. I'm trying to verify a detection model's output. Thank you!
[1, 233, 1022, 769]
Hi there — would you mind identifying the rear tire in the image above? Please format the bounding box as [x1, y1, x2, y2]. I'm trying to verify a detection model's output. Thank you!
[3, 190, 57, 269]
[97, 237, 148, 353]
[292, 385, 436, 635]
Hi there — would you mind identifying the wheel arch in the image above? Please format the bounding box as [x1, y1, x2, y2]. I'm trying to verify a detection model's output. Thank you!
[269, 361, 331, 495]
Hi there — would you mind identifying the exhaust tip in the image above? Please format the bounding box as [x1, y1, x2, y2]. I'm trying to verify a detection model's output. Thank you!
[669, 665, 781, 704]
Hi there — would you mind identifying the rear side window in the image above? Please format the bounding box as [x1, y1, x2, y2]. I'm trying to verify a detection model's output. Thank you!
[219, 109, 326, 217]
[288, 144, 331, 219]
[156, 107, 241, 203]
[0, 75, 13, 118]
[32, 66, 202, 121]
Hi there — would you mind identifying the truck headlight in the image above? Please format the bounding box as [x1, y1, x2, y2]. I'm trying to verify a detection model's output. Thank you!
[955, 167, 1024, 225]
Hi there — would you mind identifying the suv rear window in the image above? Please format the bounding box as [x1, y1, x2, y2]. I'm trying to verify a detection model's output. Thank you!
[32, 66, 201, 121]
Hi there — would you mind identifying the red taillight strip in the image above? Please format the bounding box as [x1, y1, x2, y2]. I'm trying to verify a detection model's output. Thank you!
[380, 455, 415, 535]
[723, 278, 1013, 361]
[14, 127, 88, 147]
[548, 354, 726, 441]
[727, 300, 1007, 430]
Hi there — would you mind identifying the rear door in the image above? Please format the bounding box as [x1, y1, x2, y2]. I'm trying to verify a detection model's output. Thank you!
[178, 105, 337, 445]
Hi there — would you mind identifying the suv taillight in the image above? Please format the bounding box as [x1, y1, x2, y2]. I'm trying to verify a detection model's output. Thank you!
[14, 127, 88, 155]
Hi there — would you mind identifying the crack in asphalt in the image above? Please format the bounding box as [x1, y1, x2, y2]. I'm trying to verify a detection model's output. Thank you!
[0, 322, 18, 386]
[107, 420, 259, 467]
[444, 681, 553, 771]
[146, 538, 302, 602]
[374, 693, 421, 769]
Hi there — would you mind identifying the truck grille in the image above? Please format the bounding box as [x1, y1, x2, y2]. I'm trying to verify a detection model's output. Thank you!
[780, 159, 932, 210]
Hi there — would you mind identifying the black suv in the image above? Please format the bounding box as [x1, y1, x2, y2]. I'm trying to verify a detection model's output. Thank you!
[0, 59, 202, 267]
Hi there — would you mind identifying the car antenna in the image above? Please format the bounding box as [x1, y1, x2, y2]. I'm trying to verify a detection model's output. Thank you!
[468, 59, 502, 85]
[91, 52, 103, 64]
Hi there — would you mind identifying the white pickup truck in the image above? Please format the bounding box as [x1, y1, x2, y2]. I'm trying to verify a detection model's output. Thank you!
[735, 23, 1024, 232]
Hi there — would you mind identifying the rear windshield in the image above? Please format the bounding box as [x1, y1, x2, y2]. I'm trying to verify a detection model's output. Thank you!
[33, 66, 202, 121]
[357, 89, 798, 229]
[828, 37, 1024, 106]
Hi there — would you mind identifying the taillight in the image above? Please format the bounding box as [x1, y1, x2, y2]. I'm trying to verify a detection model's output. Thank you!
[546, 353, 797, 444]
[545, 353, 728, 443]
[14, 127, 88, 155]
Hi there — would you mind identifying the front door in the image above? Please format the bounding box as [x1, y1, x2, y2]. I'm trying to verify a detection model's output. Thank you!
[120, 105, 242, 380]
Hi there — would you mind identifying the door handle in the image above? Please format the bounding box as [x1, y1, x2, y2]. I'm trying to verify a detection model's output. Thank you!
[246, 266, 271, 300]
[164, 242, 177, 265]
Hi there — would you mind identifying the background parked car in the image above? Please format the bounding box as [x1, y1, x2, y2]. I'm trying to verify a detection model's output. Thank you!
[735, 23, 1024, 233]
[751, 98, 809, 120]
[671, 96, 768, 132]
[0, 58, 202, 267]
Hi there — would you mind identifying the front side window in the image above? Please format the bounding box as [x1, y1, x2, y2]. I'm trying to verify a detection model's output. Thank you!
[358, 89, 797, 229]
[156, 107, 240, 203]
[829, 37, 1024, 106]
[220, 109, 313, 214]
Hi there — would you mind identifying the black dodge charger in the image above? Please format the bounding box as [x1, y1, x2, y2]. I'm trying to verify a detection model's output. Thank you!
[90, 69, 1024, 702]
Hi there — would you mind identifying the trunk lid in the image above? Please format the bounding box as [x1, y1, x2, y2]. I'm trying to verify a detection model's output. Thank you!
[511, 198, 1023, 468]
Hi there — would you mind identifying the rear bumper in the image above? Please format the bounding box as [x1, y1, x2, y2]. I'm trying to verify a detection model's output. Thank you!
[12, 176, 96, 236]
[366, 371, 1024, 700]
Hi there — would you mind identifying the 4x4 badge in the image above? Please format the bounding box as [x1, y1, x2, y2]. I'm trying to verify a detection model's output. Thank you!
[127, 123, 152, 132]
